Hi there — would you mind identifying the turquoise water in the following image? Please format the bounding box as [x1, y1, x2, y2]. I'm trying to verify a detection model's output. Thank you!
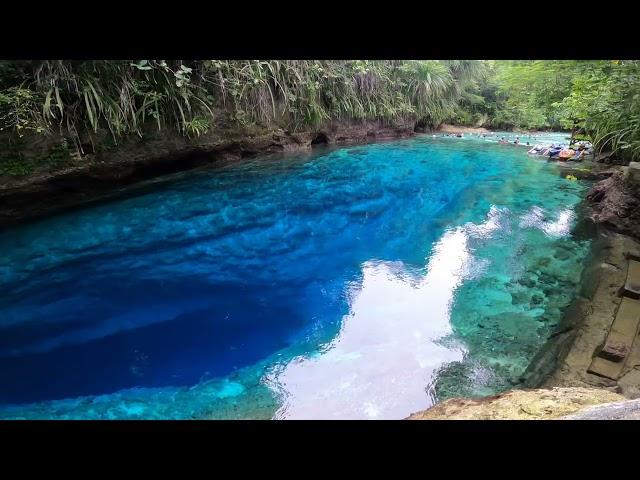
[0, 135, 592, 419]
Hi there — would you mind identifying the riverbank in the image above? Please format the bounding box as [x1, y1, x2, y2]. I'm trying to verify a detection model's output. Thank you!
[542, 231, 640, 395]
[409, 162, 640, 419]
[438, 123, 571, 138]
[407, 387, 626, 419]
[542, 163, 640, 395]
[438, 124, 492, 135]
[0, 119, 416, 228]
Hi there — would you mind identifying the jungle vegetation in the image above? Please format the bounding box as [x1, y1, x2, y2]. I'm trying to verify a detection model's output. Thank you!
[1, 59, 639, 174]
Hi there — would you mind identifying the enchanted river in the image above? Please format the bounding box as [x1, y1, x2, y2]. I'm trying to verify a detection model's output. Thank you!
[0, 134, 593, 419]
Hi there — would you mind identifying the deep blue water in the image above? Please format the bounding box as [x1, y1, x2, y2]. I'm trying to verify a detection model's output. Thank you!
[0, 135, 592, 419]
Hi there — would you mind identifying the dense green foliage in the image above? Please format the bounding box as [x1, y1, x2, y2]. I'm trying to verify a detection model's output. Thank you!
[467, 60, 640, 161]
[0, 60, 486, 146]
[1, 59, 640, 171]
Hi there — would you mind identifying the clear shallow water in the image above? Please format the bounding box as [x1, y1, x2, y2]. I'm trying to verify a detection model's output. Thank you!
[0, 135, 592, 419]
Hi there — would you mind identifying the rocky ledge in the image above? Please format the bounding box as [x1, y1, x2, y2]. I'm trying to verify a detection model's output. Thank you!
[407, 387, 625, 420]
[561, 396, 640, 419]
[586, 162, 640, 239]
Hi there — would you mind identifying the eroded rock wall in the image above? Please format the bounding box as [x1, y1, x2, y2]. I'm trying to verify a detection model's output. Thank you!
[586, 163, 640, 240]
[0, 119, 415, 228]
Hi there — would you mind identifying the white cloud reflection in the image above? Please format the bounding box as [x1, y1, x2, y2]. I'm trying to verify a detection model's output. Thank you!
[519, 206, 575, 238]
[265, 227, 475, 420]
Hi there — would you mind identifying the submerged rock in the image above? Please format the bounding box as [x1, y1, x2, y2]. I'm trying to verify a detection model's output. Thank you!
[407, 387, 624, 420]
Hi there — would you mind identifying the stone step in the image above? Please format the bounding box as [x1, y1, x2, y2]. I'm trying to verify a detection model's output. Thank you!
[599, 331, 631, 362]
[623, 260, 640, 299]
[611, 297, 640, 337]
[589, 297, 640, 380]
[588, 356, 625, 380]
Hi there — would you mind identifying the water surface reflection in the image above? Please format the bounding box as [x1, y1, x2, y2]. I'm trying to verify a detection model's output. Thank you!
[267, 224, 484, 419]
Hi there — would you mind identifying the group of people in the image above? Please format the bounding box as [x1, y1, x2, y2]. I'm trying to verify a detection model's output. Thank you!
[498, 136, 528, 146]
[438, 132, 546, 147]
[434, 132, 593, 162]
[527, 141, 592, 161]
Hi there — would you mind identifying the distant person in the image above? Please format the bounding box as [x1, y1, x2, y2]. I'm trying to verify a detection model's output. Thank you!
[547, 145, 562, 159]
[572, 145, 586, 161]
[572, 149, 585, 161]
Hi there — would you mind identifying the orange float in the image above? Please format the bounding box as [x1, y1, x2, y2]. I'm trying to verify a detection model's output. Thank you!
[558, 148, 575, 160]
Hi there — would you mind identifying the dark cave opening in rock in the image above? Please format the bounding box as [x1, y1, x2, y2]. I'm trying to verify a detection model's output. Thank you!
[311, 132, 329, 146]
[414, 120, 429, 133]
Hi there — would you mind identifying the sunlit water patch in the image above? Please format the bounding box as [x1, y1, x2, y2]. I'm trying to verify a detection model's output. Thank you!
[0, 135, 592, 419]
